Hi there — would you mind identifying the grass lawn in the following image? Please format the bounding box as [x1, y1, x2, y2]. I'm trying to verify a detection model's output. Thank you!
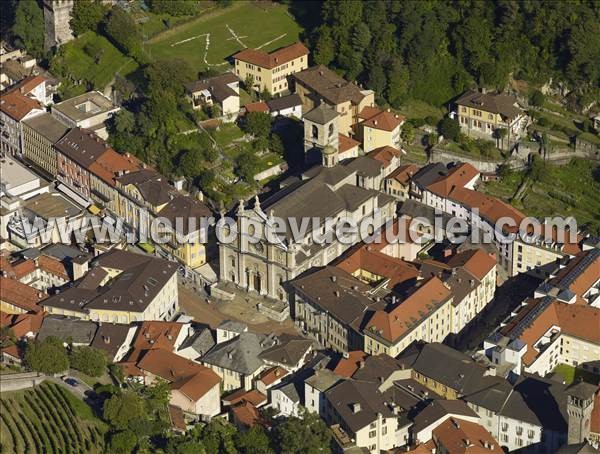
[480, 172, 523, 200]
[147, 2, 303, 73]
[51, 31, 137, 90]
[482, 159, 600, 232]
[553, 364, 598, 385]
[395, 99, 446, 121]
[403, 144, 428, 164]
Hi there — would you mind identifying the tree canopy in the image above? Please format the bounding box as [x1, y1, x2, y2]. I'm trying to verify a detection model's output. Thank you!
[25, 336, 69, 374]
[305, 0, 600, 106]
[69, 346, 106, 377]
[11, 0, 44, 58]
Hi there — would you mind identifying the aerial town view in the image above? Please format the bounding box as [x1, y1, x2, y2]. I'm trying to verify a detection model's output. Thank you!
[0, 0, 599, 453]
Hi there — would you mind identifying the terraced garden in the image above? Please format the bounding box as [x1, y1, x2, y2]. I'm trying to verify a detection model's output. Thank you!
[0, 382, 107, 454]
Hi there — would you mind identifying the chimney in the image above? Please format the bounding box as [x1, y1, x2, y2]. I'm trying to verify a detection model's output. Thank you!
[334, 291, 340, 297]
[358, 360, 365, 369]
[352, 402, 361, 413]
[331, 275, 337, 283]
[104, 336, 111, 344]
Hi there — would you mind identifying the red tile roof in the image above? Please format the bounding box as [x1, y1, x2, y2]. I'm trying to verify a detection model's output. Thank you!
[501, 299, 600, 366]
[233, 42, 308, 69]
[367, 146, 402, 169]
[336, 244, 420, 289]
[332, 350, 368, 378]
[359, 107, 405, 132]
[0, 277, 45, 312]
[426, 163, 480, 198]
[223, 389, 267, 407]
[245, 101, 269, 113]
[127, 321, 185, 363]
[13, 75, 48, 96]
[258, 366, 288, 386]
[338, 134, 360, 154]
[366, 277, 452, 343]
[137, 348, 221, 401]
[88, 149, 143, 187]
[387, 164, 418, 185]
[432, 417, 502, 453]
[445, 249, 497, 281]
[0, 89, 43, 121]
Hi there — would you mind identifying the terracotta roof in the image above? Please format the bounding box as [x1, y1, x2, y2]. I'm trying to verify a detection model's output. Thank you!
[245, 101, 269, 113]
[336, 244, 420, 290]
[0, 89, 43, 121]
[258, 366, 288, 386]
[11, 259, 36, 279]
[233, 42, 308, 69]
[137, 348, 220, 401]
[359, 107, 405, 132]
[88, 149, 143, 187]
[13, 74, 47, 95]
[338, 133, 360, 154]
[0, 277, 45, 312]
[432, 417, 502, 453]
[0, 310, 45, 338]
[548, 249, 600, 304]
[223, 389, 267, 407]
[231, 401, 262, 428]
[426, 162, 480, 198]
[365, 277, 452, 344]
[501, 298, 600, 366]
[387, 164, 418, 185]
[127, 320, 185, 363]
[37, 256, 70, 280]
[1, 344, 23, 360]
[367, 146, 402, 168]
[332, 350, 368, 378]
[168, 405, 187, 432]
[445, 248, 497, 281]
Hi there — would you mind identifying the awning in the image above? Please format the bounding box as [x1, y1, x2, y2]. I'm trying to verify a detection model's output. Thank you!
[56, 183, 91, 208]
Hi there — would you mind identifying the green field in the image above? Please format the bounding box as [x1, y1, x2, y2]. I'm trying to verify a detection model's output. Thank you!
[146, 2, 303, 72]
[481, 158, 600, 233]
[50, 32, 137, 91]
[553, 364, 598, 385]
[0, 382, 107, 454]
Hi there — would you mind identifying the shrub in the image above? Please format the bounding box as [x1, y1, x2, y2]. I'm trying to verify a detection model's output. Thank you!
[438, 117, 460, 141]
[530, 90, 545, 107]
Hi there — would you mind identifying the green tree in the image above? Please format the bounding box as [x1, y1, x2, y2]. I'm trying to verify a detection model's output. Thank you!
[425, 133, 438, 149]
[275, 410, 331, 454]
[401, 123, 415, 145]
[237, 151, 260, 182]
[104, 6, 142, 60]
[244, 74, 255, 92]
[109, 430, 137, 453]
[270, 133, 284, 156]
[83, 40, 104, 64]
[245, 112, 272, 139]
[70, 0, 108, 36]
[530, 90, 545, 108]
[313, 27, 335, 66]
[103, 391, 145, 430]
[386, 58, 409, 107]
[69, 346, 106, 377]
[529, 153, 547, 181]
[235, 425, 273, 454]
[200, 419, 238, 454]
[12, 0, 44, 57]
[25, 336, 69, 374]
[438, 117, 460, 142]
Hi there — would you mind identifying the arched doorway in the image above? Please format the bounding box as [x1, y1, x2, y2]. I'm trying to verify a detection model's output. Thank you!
[253, 273, 262, 294]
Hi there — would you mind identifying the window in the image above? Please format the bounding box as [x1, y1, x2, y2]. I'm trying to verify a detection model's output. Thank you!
[369, 430, 376, 438]
[328, 123, 334, 137]
[312, 125, 318, 139]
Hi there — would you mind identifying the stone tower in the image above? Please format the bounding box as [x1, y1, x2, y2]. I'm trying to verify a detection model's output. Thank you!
[43, 0, 75, 50]
[566, 381, 597, 445]
[303, 104, 339, 165]
[322, 145, 339, 168]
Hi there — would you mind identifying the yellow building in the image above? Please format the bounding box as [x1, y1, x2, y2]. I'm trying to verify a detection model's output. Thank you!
[233, 42, 309, 95]
[40, 249, 179, 323]
[21, 113, 68, 177]
[455, 90, 528, 144]
[114, 169, 211, 269]
[363, 277, 453, 357]
[293, 65, 375, 135]
[356, 107, 404, 152]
